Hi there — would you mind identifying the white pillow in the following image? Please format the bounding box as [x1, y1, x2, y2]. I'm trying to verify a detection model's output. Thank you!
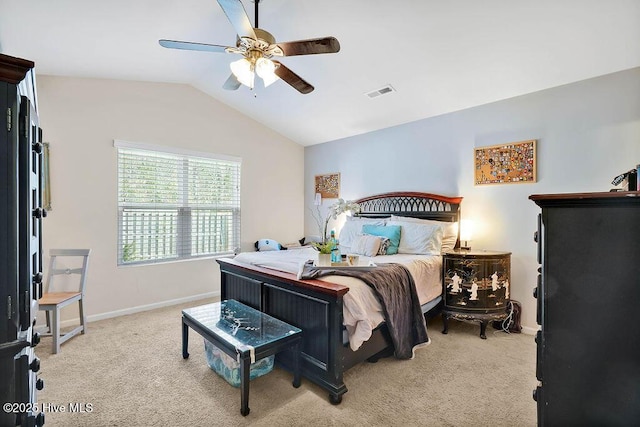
[386, 220, 444, 255]
[350, 234, 382, 257]
[338, 216, 386, 248]
[390, 215, 458, 252]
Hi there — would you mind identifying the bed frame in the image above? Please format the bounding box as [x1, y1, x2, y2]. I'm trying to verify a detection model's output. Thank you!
[216, 192, 462, 404]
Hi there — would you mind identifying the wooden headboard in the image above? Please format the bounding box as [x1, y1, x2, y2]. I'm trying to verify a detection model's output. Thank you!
[354, 191, 463, 246]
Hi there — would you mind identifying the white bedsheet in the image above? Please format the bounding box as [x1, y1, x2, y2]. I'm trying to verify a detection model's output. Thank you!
[232, 248, 442, 351]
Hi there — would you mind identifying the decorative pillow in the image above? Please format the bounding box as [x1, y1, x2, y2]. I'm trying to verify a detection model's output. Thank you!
[391, 215, 458, 252]
[386, 220, 444, 255]
[350, 234, 382, 257]
[338, 216, 386, 248]
[361, 224, 401, 255]
[376, 237, 391, 255]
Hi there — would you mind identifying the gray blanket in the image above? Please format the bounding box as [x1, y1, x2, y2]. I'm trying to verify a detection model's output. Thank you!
[299, 261, 429, 359]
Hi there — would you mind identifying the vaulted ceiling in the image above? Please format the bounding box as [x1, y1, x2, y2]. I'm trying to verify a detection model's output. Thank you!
[1, 0, 638, 145]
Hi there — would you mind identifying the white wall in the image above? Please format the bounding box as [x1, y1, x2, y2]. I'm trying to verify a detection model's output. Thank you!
[305, 67, 640, 333]
[37, 76, 304, 321]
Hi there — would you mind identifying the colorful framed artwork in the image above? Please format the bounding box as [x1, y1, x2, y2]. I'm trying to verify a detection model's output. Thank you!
[474, 140, 537, 185]
[314, 173, 340, 198]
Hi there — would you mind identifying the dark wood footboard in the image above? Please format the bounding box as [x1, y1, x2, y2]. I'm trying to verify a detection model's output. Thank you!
[217, 258, 352, 402]
[217, 257, 442, 403]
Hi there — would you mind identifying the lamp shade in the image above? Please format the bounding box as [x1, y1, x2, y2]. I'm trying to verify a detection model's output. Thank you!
[460, 219, 474, 249]
[255, 57, 279, 87]
[460, 219, 474, 242]
[230, 58, 255, 89]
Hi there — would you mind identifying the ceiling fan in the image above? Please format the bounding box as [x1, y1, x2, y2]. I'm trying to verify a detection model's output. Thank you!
[159, 0, 340, 94]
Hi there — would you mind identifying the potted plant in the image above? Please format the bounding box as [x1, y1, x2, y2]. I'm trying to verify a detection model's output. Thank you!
[312, 241, 333, 266]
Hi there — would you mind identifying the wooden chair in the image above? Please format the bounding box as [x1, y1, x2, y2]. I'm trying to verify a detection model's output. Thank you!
[39, 249, 91, 354]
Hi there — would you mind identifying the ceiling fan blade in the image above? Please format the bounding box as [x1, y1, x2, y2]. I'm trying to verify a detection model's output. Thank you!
[217, 0, 257, 40]
[276, 36, 340, 57]
[223, 73, 241, 90]
[273, 61, 314, 94]
[159, 39, 229, 53]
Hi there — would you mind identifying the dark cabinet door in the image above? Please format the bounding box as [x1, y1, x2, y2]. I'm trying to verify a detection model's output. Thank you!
[0, 78, 21, 427]
[0, 82, 20, 344]
[543, 205, 640, 425]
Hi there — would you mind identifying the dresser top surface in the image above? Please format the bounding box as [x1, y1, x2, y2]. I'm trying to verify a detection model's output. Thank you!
[530, 191, 640, 206]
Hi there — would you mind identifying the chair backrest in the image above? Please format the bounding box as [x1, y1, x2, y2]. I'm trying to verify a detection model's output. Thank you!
[45, 249, 91, 294]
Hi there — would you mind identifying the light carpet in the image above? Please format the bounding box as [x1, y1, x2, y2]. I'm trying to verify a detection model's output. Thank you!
[35, 299, 537, 426]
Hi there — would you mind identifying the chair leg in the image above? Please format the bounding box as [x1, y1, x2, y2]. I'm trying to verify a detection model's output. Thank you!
[52, 307, 61, 354]
[45, 310, 51, 333]
[79, 299, 87, 334]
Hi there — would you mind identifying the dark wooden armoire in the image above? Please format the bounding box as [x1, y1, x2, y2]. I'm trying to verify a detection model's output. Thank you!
[0, 53, 46, 426]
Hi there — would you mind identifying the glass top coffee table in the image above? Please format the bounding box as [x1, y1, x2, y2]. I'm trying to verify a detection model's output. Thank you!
[182, 300, 302, 416]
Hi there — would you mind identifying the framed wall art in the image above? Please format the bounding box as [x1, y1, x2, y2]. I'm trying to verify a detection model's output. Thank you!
[474, 139, 537, 185]
[314, 173, 340, 199]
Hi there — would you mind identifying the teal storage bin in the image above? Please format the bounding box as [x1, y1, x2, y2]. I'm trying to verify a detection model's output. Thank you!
[204, 339, 275, 387]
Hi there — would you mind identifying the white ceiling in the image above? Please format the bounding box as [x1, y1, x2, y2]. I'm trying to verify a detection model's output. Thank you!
[1, 0, 639, 146]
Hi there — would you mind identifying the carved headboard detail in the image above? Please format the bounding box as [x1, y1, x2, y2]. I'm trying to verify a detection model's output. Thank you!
[355, 191, 462, 222]
[354, 192, 463, 248]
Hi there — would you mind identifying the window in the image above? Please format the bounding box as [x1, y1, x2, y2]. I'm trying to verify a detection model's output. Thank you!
[115, 140, 241, 266]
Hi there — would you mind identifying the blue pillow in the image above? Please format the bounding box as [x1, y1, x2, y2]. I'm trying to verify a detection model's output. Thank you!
[362, 225, 401, 255]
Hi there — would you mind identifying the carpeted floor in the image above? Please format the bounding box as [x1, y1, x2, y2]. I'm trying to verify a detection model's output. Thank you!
[35, 299, 537, 426]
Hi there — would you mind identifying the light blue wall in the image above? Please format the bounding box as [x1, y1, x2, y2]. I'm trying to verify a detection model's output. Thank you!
[305, 67, 640, 331]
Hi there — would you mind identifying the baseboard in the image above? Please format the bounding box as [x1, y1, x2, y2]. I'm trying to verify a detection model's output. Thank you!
[37, 291, 220, 329]
[42, 292, 539, 336]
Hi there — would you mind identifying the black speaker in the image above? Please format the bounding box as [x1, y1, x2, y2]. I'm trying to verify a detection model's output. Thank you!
[628, 169, 637, 191]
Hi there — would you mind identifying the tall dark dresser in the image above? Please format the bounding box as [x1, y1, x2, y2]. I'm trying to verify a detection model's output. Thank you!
[0, 53, 46, 426]
[530, 192, 640, 426]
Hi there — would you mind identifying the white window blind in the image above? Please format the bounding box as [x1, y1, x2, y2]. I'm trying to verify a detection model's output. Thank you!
[115, 141, 241, 266]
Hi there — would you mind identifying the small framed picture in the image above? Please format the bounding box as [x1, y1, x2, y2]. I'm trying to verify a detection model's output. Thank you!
[314, 173, 340, 198]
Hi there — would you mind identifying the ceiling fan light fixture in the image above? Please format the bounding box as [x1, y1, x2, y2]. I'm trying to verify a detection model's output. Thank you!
[230, 58, 255, 89]
[255, 57, 279, 87]
[161, 0, 338, 94]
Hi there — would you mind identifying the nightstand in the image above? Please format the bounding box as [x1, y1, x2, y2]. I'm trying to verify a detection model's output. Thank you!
[442, 249, 511, 339]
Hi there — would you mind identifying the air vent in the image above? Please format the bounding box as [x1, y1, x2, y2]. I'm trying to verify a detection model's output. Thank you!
[365, 85, 396, 99]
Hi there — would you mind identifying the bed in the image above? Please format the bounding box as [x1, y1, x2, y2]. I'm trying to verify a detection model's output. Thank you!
[216, 192, 462, 403]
